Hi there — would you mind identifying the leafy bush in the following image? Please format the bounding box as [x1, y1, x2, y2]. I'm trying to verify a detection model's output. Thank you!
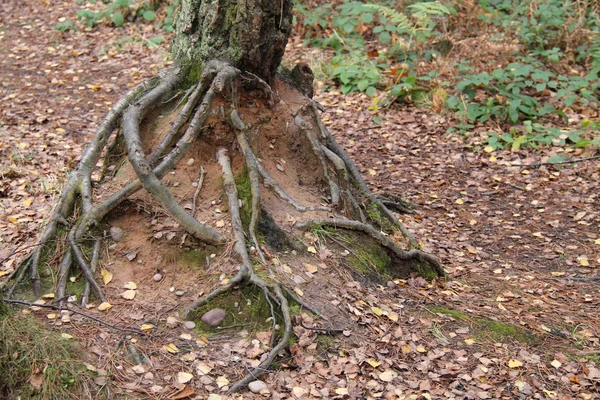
[294, 0, 452, 97]
[72, 0, 178, 31]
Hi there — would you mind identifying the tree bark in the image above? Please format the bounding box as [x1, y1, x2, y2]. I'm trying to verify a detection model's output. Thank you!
[172, 0, 293, 82]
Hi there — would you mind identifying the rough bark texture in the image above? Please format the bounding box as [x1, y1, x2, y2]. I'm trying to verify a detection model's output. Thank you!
[172, 0, 293, 82]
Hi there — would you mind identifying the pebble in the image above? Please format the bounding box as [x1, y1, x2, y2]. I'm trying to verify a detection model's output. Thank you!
[152, 273, 163, 282]
[183, 321, 196, 330]
[187, 158, 195, 166]
[248, 380, 268, 393]
[201, 308, 226, 327]
[110, 226, 123, 242]
[175, 290, 185, 296]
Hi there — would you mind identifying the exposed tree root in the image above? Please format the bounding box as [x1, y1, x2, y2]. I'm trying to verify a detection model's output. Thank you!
[297, 218, 446, 278]
[5, 60, 445, 393]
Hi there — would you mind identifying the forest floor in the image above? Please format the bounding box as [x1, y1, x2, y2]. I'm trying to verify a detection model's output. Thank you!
[1, 1, 599, 399]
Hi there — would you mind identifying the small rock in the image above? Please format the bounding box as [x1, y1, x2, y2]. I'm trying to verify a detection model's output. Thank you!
[184, 321, 196, 330]
[175, 290, 185, 296]
[201, 308, 226, 327]
[110, 226, 123, 242]
[248, 380, 268, 393]
[187, 158, 195, 166]
[152, 273, 163, 282]
[169, 287, 175, 293]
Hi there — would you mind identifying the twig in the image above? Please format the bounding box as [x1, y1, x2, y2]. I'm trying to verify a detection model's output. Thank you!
[191, 166, 206, 218]
[300, 322, 344, 334]
[2, 298, 147, 336]
[528, 155, 600, 167]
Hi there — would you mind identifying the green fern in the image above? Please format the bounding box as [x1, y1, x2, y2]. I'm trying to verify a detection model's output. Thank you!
[408, 1, 452, 22]
[362, 4, 412, 30]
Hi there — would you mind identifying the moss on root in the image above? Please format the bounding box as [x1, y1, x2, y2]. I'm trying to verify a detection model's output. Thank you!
[189, 285, 280, 335]
[430, 306, 539, 345]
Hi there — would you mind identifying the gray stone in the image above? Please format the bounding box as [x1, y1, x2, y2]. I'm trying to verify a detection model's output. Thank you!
[183, 321, 196, 330]
[152, 273, 163, 282]
[109, 226, 123, 242]
[200, 308, 226, 327]
[248, 380, 268, 393]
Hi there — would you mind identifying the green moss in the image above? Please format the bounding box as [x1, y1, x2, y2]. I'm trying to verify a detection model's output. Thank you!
[234, 166, 252, 230]
[0, 311, 90, 399]
[185, 62, 205, 86]
[430, 306, 539, 345]
[190, 285, 278, 335]
[364, 203, 396, 234]
[180, 248, 209, 269]
[414, 262, 439, 280]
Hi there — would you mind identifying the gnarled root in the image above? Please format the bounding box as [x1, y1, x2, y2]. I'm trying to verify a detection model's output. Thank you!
[5, 59, 444, 393]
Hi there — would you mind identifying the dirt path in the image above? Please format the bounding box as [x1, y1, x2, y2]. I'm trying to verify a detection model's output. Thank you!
[1, 1, 599, 398]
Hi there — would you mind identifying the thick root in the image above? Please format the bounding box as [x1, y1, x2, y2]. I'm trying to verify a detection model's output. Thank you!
[7, 59, 444, 395]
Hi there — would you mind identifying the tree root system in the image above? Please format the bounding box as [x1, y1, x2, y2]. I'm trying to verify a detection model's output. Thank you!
[2, 61, 444, 392]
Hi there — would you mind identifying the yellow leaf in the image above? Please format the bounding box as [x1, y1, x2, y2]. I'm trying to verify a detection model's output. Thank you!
[335, 388, 349, 395]
[550, 359, 561, 368]
[69, 276, 77, 283]
[455, 198, 464, 205]
[304, 263, 318, 274]
[307, 246, 317, 254]
[489, 155, 497, 162]
[101, 269, 113, 285]
[177, 371, 193, 384]
[61, 333, 73, 339]
[464, 338, 475, 345]
[22, 198, 34, 207]
[551, 271, 565, 276]
[508, 359, 523, 368]
[294, 287, 304, 297]
[121, 290, 136, 300]
[416, 346, 426, 353]
[498, 303, 506, 311]
[387, 311, 399, 322]
[368, 169, 377, 176]
[594, 238, 600, 245]
[401, 344, 411, 353]
[166, 343, 180, 353]
[123, 281, 137, 290]
[140, 324, 154, 331]
[484, 146, 495, 153]
[371, 306, 384, 316]
[97, 302, 112, 311]
[578, 257, 589, 267]
[42, 293, 55, 299]
[366, 359, 381, 368]
[532, 232, 543, 237]
[216, 219, 225, 228]
[215, 375, 230, 388]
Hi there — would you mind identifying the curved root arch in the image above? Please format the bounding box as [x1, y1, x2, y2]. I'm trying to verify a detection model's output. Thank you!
[2, 61, 444, 392]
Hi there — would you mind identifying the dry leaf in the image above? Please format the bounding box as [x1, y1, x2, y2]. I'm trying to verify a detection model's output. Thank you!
[378, 369, 398, 382]
[97, 302, 112, 311]
[177, 371, 193, 384]
[121, 290, 136, 300]
[304, 263, 318, 273]
[307, 246, 317, 254]
[370, 306, 384, 316]
[101, 269, 113, 285]
[216, 219, 225, 228]
[123, 281, 137, 290]
[165, 343, 179, 353]
[508, 359, 523, 368]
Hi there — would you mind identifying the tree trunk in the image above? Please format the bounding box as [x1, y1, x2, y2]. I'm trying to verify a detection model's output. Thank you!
[3, 0, 444, 393]
[172, 0, 293, 82]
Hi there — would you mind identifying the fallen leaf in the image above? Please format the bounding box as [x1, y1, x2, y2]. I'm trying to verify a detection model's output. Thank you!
[371, 306, 384, 316]
[366, 359, 381, 368]
[216, 219, 225, 228]
[97, 302, 112, 311]
[378, 369, 398, 382]
[123, 281, 137, 290]
[307, 246, 317, 254]
[177, 371, 193, 384]
[578, 257, 589, 267]
[304, 263, 318, 273]
[550, 359, 561, 368]
[335, 388, 349, 395]
[508, 359, 523, 368]
[216, 375, 229, 388]
[101, 269, 113, 285]
[121, 290, 136, 300]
